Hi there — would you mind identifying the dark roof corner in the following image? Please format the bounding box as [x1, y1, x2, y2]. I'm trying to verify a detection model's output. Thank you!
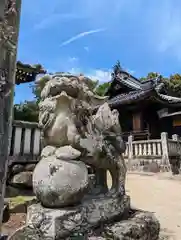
[15, 61, 46, 85]
[105, 67, 181, 107]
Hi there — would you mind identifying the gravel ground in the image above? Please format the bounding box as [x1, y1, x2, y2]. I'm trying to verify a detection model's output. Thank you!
[2, 213, 26, 236]
[125, 173, 181, 240]
[2, 172, 181, 239]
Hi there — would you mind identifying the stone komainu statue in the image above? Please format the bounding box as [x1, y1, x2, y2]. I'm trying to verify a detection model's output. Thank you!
[9, 73, 160, 240]
[34, 73, 127, 206]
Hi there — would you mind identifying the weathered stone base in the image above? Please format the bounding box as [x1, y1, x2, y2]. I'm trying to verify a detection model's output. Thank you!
[9, 194, 129, 239]
[8, 195, 160, 240]
[90, 210, 160, 240]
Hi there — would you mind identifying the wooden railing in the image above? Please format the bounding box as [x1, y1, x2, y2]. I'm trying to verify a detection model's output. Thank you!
[132, 140, 162, 158]
[125, 133, 181, 172]
[8, 121, 181, 173]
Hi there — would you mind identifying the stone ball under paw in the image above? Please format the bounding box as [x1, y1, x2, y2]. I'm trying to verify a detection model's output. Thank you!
[32, 156, 89, 207]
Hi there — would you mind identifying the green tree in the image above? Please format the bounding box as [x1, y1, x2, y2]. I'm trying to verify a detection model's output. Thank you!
[31, 74, 51, 103]
[140, 72, 160, 81]
[14, 101, 39, 122]
[165, 74, 181, 97]
[94, 82, 110, 96]
[88, 79, 99, 91]
[139, 72, 181, 97]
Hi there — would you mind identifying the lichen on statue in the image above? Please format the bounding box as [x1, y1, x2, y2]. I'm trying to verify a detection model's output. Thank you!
[79, 103, 127, 196]
[38, 92, 81, 148]
[33, 73, 127, 208]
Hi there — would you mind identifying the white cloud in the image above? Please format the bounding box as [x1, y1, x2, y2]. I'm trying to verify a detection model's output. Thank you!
[59, 28, 106, 47]
[68, 68, 111, 82]
[69, 67, 82, 74]
[84, 46, 89, 52]
[60, 65, 111, 83]
[48, 56, 134, 83]
[36, 54, 135, 83]
[87, 68, 135, 82]
[68, 57, 79, 63]
[48, 56, 80, 73]
[87, 69, 112, 83]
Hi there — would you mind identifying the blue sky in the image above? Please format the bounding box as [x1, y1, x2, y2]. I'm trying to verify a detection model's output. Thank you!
[15, 0, 181, 103]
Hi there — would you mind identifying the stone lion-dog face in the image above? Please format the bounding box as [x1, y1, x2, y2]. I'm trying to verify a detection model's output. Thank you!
[38, 73, 108, 147]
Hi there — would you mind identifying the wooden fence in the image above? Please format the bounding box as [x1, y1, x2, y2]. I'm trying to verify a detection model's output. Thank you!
[8, 121, 181, 172]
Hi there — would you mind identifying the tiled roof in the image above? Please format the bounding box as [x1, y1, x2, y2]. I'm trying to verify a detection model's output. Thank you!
[115, 73, 142, 90]
[110, 71, 162, 92]
[107, 88, 155, 108]
[105, 86, 181, 108]
[157, 93, 181, 104]
[105, 70, 181, 107]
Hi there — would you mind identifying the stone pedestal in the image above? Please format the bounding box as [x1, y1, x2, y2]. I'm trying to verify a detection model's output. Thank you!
[8, 195, 160, 240]
[103, 210, 160, 240]
[88, 210, 160, 240]
[9, 194, 130, 239]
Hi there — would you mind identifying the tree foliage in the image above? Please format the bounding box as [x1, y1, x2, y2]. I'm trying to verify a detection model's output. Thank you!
[167, 74, 181, 97]
[94, 82, 110, 96]
[140, 72, 160, 81]
[14, 101, 39, 122]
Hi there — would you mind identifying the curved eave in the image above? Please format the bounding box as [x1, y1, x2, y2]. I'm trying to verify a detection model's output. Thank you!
[93, 88, 156, 112]
[94, 88, 181, 113]
[116, 75, 142, 90]
[117, 70, 140, 83]
[108, 89, 155, 108]
[106, 71, 163, 97]
[17, 61, 46, 73]
[15, 61, 46, 85]
[160, 111, 181, 118]
[154, 94, 181, 107]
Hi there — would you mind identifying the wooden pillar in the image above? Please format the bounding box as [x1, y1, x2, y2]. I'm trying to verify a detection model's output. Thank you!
[132, 112, 142, 131]
[0, 0, 21, 228]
